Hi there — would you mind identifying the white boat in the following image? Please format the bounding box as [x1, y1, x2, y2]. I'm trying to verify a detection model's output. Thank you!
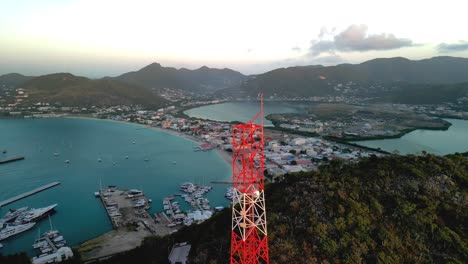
[53, 153, 60, 156]
[98, 158, 102, 162]
[94, 191, 100, 197]
[64, 160, 70, 163]
[0, 207, 29, 224]
[172, 161, 177, 164]
[125, 156, 129, 159]
[22, 204, 57, 223]
[0, 222, 36, 241]
[52, 236, 64, 243]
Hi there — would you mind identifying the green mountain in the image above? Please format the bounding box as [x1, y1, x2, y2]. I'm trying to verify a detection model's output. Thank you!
[377, 82, 468, 104]
[23, 73, 167, 108]
[114, 63, 247, 93]
[0, 73, 34, 89]
[221, 56, 468, 100]
[94, 154, 467, 264]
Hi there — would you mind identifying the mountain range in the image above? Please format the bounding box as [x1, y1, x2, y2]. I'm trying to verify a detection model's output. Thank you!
[113, 63, 247, 93]
[2, 56, 468, 106]
[220, 56, 468, 99]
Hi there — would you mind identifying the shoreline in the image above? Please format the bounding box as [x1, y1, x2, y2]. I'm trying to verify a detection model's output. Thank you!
[63, 115, 233, 167]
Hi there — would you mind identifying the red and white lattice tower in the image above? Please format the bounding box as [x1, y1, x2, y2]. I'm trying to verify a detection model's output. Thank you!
[230, 94, 269, 264]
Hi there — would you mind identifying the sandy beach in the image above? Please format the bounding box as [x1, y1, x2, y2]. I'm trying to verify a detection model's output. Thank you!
[64, 115, 233, 167]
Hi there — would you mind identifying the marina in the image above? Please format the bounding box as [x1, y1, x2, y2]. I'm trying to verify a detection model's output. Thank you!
[0, 156, 25, 165]
[0, 182, 61, 208]
[31, 222, 74, 264]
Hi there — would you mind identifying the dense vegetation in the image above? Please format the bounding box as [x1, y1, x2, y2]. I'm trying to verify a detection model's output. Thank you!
[2, 154, 466, 263]
[96, 154, 467, 263]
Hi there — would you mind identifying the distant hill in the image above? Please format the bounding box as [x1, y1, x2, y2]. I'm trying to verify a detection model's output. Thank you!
[114, 63, 247, 93]
[221, 56, 468, 99]
[23, 73, 167, 108]
[0, 73, 34, 89]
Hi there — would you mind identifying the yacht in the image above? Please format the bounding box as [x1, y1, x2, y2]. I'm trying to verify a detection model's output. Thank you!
[0, 207, 29, 224]
[64, 160, 70, 163]
[0, 222, 36, 241]
[22, 204, 57, 223]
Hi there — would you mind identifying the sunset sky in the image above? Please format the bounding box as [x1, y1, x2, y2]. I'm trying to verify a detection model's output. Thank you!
[1, 0, 468, 77]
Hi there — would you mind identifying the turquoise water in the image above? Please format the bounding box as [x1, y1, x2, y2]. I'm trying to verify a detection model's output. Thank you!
[184, 101, 309, 126]
[355, 119, 468, 155]
[0, 118, 231, 256]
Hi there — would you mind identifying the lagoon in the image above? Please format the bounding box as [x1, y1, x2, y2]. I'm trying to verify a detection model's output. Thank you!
[354, 119, 468, 155]
[184, 101, 310, 126]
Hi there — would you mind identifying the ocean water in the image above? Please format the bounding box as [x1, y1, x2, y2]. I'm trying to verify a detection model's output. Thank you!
[184, 101, 310, 126]
[0, 118, 231, 256]
[355, 119, 468, 155]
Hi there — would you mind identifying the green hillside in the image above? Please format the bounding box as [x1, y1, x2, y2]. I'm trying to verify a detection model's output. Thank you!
[223, 56, 468, 102]
[23, 73, 167, 108]
[95, 154, 467, 264]
[0, 73, 34, 89]
[115, 63, 247, 93]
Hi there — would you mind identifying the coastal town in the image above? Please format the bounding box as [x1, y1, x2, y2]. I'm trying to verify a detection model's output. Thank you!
[1, 85, 467, 263]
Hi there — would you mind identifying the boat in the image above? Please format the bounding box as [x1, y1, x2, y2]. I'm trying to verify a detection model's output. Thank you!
[0, 222, 36, 241]
[64, 160, 70, 163]
[94, 191, 100, 197]
[2, 150, 6, 154]
[125, 156, 129, 159]
[22, 204, 57, 223]
[172, 161, 177, 164]
[53, 153, 60, 156]
[132, 141, 136, 144]
[98, 158, 102, 162]
[144, 158, 149, 162]
[0, 207, 29, 224]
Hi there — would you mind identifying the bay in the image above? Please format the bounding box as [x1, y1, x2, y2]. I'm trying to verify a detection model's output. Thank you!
[0, 117, 231, 256]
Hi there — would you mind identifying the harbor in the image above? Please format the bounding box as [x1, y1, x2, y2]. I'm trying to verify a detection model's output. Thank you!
[0, 117, 231, 257]
[0, 156, 25, 164]
[78, 186, 177, 261]
[0, 182, 61, 208]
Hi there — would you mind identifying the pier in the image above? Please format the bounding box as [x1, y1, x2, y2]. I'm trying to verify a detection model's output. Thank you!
[0, 156, 25, 164]
[0, 182, 61, 208]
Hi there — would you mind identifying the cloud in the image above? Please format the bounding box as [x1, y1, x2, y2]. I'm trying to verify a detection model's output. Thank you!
[437, 41, 468, 52]
[310, 24, 414, 56]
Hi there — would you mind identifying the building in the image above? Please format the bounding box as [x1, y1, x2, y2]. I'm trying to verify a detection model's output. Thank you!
[31, 247, 74, 264]
[168, 242, 191, 264]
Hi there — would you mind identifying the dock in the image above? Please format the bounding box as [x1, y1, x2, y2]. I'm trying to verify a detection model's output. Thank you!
[0, 182, 61, 208]
[0, 156, 25, 164]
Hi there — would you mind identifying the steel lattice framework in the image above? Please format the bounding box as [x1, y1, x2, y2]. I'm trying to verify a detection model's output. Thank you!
[230, 95, 269, 264]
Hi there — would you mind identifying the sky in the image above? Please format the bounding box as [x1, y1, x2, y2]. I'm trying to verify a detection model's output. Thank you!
[1, 0, 468, 77]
